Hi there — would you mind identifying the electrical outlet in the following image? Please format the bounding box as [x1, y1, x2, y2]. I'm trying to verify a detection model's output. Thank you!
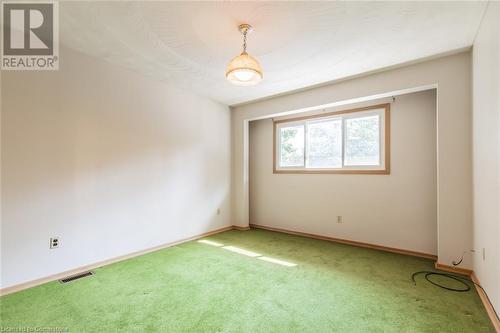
[337, 216, 342, 223]
[50, 237, 59, 249]
[217, 208, 221, 215]
[482, 248, 486, 261]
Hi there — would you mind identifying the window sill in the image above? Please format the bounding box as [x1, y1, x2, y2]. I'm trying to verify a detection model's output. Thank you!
[273, 168, 390, 175]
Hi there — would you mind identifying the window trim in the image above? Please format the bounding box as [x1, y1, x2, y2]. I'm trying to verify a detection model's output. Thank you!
[273, 103, 390, 174]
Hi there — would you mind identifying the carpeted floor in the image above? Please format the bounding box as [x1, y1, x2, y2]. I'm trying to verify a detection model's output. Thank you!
[0, 229, 494, 332]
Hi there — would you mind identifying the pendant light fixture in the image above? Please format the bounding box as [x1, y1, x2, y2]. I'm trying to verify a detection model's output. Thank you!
[226, 24, 263, 86]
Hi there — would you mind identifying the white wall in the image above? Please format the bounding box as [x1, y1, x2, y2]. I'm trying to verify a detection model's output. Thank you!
[249, 91, 437, 255]
[472, 2, 500, 314]
[0, 46, 231, 289]
[232, 52, 472, 268]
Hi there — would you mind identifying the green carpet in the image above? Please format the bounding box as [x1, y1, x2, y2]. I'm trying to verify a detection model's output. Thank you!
[0, 229, 494, 332]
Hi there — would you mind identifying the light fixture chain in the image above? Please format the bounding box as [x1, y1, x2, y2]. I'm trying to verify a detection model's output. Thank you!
[243, 29, 247, 53]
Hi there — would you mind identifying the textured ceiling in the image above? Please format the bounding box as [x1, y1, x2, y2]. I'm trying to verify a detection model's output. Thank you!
[59, 1, 487, 106]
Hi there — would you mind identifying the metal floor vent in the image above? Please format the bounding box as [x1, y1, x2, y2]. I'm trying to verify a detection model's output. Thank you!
[59, 271, 94, 284]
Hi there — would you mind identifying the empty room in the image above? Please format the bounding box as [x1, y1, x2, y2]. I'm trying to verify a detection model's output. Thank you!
[1, 1, 499, 332]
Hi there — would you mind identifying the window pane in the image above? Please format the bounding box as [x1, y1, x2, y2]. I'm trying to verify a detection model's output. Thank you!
[306, 118, 342, 168]
[279, 125, 304, 167]
[345, 115, 380, 166]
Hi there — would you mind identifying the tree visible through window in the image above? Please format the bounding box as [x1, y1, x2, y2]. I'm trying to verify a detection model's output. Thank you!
[306, 119, 342, 168]
[279, 125, 304, 167]
[274, 104, 389, 174]
[345, 115, 380, 166]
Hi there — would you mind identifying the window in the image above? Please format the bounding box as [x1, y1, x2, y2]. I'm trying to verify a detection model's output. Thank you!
[279, 125, 304, 167]
[273, 104, 390, 174]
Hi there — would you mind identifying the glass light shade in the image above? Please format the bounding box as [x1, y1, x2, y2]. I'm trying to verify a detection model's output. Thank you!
[226, 52, 263, 86]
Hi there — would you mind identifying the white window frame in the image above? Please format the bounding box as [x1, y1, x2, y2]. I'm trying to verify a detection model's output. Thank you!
[273, 104, 390, 174]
